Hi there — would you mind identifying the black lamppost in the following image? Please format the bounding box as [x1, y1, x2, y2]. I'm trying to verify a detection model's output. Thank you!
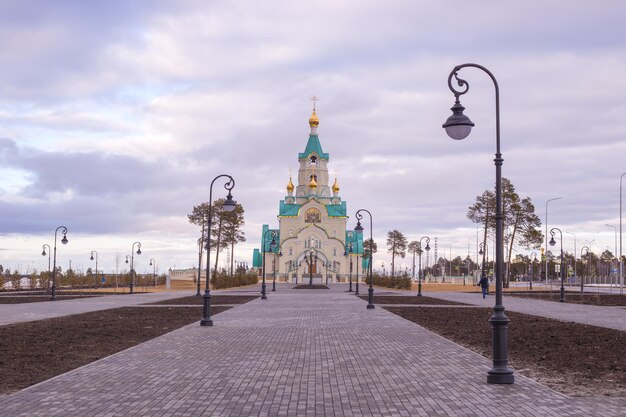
[347, 242, 354, 292]
[443, 63, 514, 384]
[149, 258, 156, 286]
[355, 252, 360, 295]
[197, 222, 205, 296]
[90, 250, 99, 287]
[580, 246, 589, 293]
[272, 250, 281, 292]
[201, 174, 236, 326]
[306, 248, 318, 288]
[262, 229, 277, 299]
[549, 227, 565, 302]
[530, 252, 537, 291]
[127, 242, 142, 294]
[41, 244, 51, 291]
[417, 236, 431, 297]
[50, 226, 69, 301]
[355, 209, 374, 310]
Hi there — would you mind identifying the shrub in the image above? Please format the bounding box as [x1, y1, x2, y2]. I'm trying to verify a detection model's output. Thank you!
[369, 271, 412, 290]
[211, 271, 258, 289]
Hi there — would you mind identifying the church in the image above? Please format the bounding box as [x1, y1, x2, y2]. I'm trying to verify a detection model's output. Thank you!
[252, 104, 365, 284]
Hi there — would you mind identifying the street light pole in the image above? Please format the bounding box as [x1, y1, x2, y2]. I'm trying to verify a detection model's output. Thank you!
[201, 174, 236, 326]
[348, 242, 354, 292]
[149, 258, 156, 286]
[261, 229, 276, 299]
[417, 236, 430, 297]
[565, 231, 576, 288]
[41, 244, 51, 291]
[90, 250, 98, 288]
[619, 172, 626, 294]
[197, 215, 205, 296]
[442, 63, 514, 384]
[129, 242, 142, 294]
[549, 228, 565, 302]
[605, 224, 617, 288]
[545, 197, 562, 286]
[50, 226, 69, 301]
[355, 209, 374, 310]
[355, 254, 361, 295]
[580, 246, 589, 293]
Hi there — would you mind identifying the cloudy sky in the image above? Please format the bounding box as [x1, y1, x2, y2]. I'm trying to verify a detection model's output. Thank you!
[1, 1, 625, 275]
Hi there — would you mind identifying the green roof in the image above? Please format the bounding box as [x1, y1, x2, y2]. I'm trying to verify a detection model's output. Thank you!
[298, 134, 329, 160]
[326, 202, 347, 217]
[279, 201, 301, 216]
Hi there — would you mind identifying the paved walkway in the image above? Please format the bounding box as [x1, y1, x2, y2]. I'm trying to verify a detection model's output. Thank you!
[0, 286, 623, 416]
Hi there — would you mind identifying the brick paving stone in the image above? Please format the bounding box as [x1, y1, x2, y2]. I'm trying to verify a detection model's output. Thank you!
[0, 287, 623, 416]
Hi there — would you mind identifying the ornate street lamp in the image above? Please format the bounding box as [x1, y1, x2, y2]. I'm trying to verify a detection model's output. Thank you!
[545, 197, 562, 285]
[605, 224, 617, 288]
[149, 258, 156, 286]
[347, 242, 354, 292]
[619, 172, 626, 294]
[417, 236, 430, 297]
[580, 246, 590, 293]
[262, 229, 277, 299]
[201, 174, 236, 326]
[443, 63, 513, 384]
[355, 253, 361, 295]
[127, 242, 142, 294]
[197, 222, 205, 296]
[549, 227, 565, 302]
[272, 250, 282, 292]
[89, 250, 99, 288]
[50, 226, 69, 301]
[355, 209, 374, 310]
[41, 244, 51, 291]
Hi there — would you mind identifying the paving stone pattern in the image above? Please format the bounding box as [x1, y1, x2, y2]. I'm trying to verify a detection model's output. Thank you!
[0, 287, 624, 416]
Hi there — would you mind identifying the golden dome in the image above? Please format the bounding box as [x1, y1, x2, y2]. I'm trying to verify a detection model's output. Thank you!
[309, 110, 319, 127]
[309, 175, 317, 189]
[332, 177, 340, 193]
[287, 177, 294, 193]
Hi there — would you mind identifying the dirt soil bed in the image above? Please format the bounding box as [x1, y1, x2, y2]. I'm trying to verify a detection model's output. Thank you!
[358, 295, 467, 306]
[147, 295, 259, 305]
[385, 306, 625, 397]
[0, 306, 230, 394]
[0, 295, 101, 304]
[506, 291, 626, 306]
[293, 285, 329, 289]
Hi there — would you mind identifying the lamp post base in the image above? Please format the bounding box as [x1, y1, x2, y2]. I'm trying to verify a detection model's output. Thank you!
[355, 282, 359, 295]
[366, 287, 375, 309]
[417, 279, 422, 297]
[200, 290, 213, 326]
[51, 284, 56, 301]
[129, 283, 134, 294]
[261, 282, 267, 300]
[272, 281, 276, 292]
[488, 308, 514, 384]
[487, 371, 515, 384]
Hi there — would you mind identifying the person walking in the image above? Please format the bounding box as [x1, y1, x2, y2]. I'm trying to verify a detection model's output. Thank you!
[478, 275, 489, 299]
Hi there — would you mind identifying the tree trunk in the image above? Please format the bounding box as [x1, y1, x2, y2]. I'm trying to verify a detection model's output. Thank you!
[391, 242, 396, 276]
[505, 212, 521, 288]
[214, 213, 223, 272]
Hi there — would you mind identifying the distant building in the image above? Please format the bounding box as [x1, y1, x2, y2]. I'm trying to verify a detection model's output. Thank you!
[253, 105, 365, 284]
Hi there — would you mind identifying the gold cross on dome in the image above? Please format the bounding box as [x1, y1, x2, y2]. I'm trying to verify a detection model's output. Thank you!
[311, 96, 319, 111]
